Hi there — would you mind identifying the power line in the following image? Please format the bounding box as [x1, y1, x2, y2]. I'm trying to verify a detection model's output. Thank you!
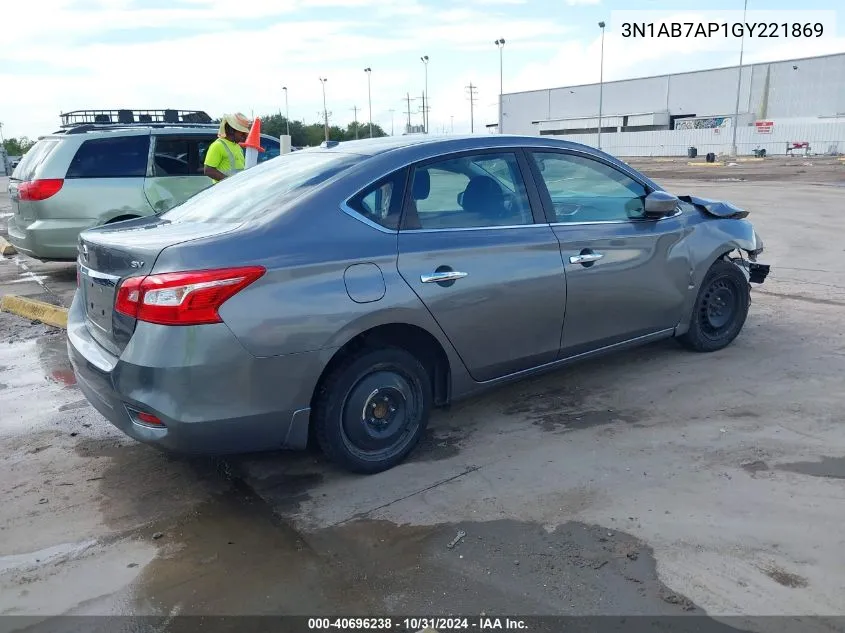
[466, 83, 478, 133]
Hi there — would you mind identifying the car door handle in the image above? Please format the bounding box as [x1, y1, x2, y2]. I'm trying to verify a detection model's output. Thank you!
[569, 253, 604, 264]
[421, 271, 468, 283]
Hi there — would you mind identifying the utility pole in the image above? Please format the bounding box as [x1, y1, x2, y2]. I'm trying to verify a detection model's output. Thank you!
[388, 109, 395, 135]
[364, 67, 373, 138]
[405, 92, 413, 133]
[319, 77, 329, 142]
[597, 22, 606, 150]
[450, 115, 454, 133]
[282, 86, 290, 137]
[495, 39, 505, 133]
[351, 105, 359, 139]
[420, 55, 429, 133]
[730, 0, 749, 157]
[466, 83, 478, 133]
[420, 92, 427, 129]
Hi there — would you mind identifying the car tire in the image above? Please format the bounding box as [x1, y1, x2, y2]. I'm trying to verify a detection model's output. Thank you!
[312, 347, 432, 474]
[678, 259, 750, 352]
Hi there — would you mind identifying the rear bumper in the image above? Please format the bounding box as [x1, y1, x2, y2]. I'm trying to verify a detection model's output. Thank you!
[66, 293, 333, 454]
[7, 217, 92, 260]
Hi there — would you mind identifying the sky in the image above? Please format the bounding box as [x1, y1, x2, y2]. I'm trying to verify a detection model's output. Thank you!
[0, 0, 843, 139]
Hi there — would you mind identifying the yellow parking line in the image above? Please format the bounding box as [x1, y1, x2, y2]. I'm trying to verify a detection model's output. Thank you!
[0, 236, 16, 256]
[0, 295, 68, 329]
[687, 162, 725, 166]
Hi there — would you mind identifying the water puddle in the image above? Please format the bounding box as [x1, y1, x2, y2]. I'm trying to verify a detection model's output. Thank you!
[776, 456, 845, 480]
[0, 330, 78, 436]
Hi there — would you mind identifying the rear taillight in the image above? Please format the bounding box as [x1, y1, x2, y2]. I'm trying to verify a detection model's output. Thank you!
[18, 179, 64, 201]
[115, 266, 265, 326]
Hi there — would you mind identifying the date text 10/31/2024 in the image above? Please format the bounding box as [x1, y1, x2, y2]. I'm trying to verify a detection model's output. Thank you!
[307, 617, 529, 630]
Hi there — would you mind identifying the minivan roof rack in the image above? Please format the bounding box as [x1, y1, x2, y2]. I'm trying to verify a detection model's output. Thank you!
[59, 109, 213, 128]
[56, 122, 219, 135]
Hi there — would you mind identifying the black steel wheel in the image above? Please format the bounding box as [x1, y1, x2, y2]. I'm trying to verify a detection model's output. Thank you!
[313, 347, 432, 474]
[678, 260, 750, 352]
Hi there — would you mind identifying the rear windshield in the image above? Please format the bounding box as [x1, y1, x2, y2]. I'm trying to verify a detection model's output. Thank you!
[161, 151, 360, 224]
[11, 139, 60, 181]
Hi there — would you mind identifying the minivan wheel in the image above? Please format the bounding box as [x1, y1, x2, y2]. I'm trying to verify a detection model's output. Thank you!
[678, 259, 750, 352]
[313, 347, 432, 474]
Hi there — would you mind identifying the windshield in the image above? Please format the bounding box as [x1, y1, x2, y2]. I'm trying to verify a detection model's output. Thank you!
[161, 150, 360, 224]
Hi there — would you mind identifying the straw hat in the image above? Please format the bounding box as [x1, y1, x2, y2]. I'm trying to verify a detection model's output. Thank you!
[218, 112, 251, 138]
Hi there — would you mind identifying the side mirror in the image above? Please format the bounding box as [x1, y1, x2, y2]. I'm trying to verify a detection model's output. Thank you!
[644, 190, 679, 218]
[457, 191, 464, 207]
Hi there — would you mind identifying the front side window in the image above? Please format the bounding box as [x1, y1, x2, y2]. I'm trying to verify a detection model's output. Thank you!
[531, 151, 649, 223]
[405, 152, 532, 230]
[65, 135, 150, 179]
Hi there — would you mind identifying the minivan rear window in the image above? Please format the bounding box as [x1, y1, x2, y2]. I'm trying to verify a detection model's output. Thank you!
[161, 151, 360, 224]
[66, 135, 150, 179]
[11, 139, 60, 181]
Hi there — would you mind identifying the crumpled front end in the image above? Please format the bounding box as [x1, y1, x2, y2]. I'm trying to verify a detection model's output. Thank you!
[682, 194, 770, 285]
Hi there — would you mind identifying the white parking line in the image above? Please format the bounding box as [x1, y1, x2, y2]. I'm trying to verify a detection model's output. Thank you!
[12, 255, 52, 295]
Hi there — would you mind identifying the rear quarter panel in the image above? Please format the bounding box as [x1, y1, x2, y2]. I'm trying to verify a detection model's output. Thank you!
[151, 190, 469, 386]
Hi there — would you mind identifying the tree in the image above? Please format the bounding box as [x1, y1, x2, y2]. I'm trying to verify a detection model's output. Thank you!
[259, 113, 388, 147]
[3, 137, 36, 156]
[345, 122, 387, 140]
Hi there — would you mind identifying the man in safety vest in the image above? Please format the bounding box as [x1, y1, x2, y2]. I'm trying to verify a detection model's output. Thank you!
[203, 112, 251, 182]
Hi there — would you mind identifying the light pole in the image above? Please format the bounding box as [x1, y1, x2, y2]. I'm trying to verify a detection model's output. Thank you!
[319, 77, 329, 142]
[495, 39, 505, 133]
[388, 109, 395, 135]
[282, 86, 290, 137]
[420, 56, 429, 133]
[730, 0, 749, 157]
[597, 22, 605, 150]
[363, 68, 373, 138]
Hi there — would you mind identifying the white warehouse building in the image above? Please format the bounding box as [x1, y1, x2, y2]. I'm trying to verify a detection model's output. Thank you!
[500, 52, 845, 156]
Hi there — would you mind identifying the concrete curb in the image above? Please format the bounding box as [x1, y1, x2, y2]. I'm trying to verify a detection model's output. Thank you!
[687, 161, 725, 167]
[0, 295, 68, 329]
[0, 236, 16, 256]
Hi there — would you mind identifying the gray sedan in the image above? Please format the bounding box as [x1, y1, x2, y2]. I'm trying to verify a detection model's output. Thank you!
[67, 135, 769, 473]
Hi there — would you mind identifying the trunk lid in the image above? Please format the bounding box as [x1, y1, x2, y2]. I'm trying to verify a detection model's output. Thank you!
[78, 216, 238, 355]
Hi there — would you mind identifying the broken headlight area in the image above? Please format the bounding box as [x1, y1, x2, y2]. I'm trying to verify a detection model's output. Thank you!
[729, 249, 770, 284]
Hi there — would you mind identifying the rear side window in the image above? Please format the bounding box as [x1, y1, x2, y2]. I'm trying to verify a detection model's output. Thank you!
[152, 136, 208, 176]
[66, 135, 150, 179]
[347, 170, 406, 230]
[11, 139, 60, 181]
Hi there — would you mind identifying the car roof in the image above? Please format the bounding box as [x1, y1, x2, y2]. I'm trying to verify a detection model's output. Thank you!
[311, 134, 603, 158]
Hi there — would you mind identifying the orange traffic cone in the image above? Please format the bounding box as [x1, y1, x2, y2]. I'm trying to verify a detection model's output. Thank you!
[240, 117, 265, 169]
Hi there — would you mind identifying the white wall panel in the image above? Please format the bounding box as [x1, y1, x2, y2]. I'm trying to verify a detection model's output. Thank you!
[505, 53, 845, 142]
[547, 121, 845, 157]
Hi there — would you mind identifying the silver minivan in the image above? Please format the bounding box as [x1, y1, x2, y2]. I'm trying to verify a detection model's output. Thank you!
[8, 117, 280, 261]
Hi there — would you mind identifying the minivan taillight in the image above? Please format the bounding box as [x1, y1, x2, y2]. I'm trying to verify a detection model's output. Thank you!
[18, 179, 64, 201]
[115, 267, 265, 326]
